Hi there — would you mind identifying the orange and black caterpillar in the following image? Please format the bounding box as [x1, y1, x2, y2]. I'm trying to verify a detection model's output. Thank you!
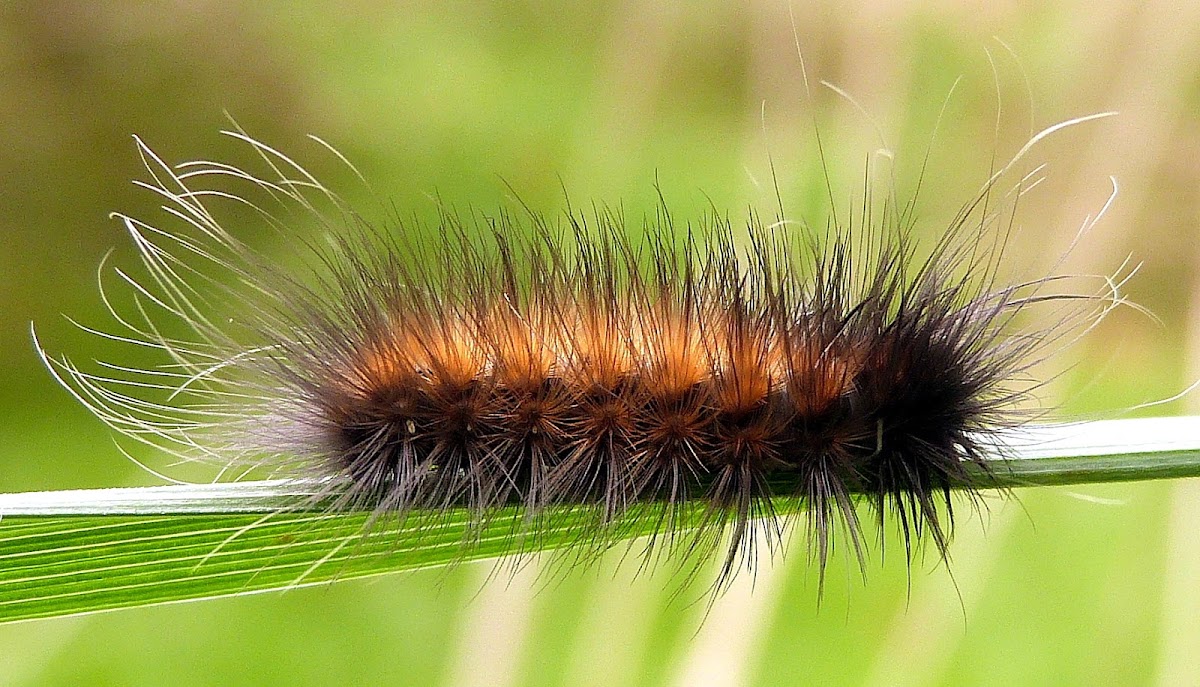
[40, 118, 1120, 587]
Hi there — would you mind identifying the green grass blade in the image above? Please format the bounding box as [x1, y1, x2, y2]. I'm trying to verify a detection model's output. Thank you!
[0, 506, 710, 625]
[0, 416, 1197, 625]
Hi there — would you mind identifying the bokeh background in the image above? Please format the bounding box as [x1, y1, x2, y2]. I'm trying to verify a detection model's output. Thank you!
[3, 1, 1200, 685]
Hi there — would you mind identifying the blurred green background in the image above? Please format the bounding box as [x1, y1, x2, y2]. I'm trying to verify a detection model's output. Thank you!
[3, 1, 1200, 685]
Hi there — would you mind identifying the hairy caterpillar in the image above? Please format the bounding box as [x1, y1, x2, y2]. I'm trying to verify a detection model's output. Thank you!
[38, 111, 1123, 590]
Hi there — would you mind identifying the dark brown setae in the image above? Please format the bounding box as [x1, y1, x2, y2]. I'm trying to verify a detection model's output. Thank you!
[38, 124, 1123, 590]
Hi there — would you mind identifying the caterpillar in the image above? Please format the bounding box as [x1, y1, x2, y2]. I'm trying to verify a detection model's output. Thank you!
[38, 113, 1123, 590]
